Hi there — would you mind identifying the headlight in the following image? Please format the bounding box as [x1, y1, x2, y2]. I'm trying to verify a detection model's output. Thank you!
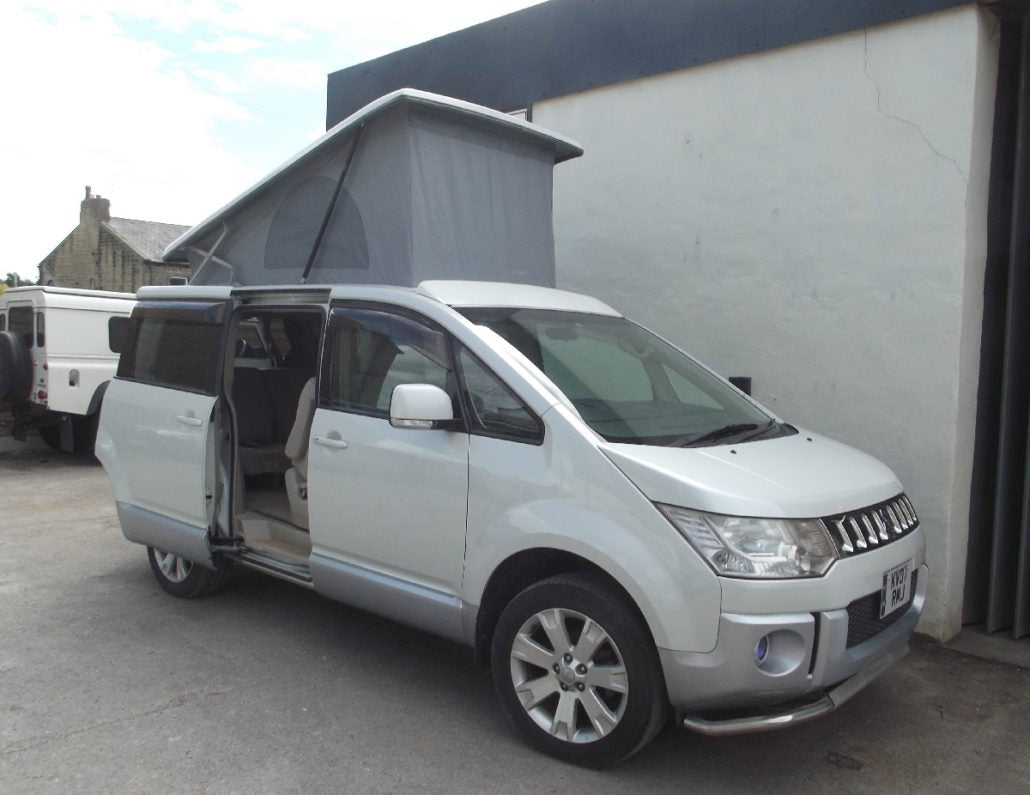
[657, 504, 837, 578]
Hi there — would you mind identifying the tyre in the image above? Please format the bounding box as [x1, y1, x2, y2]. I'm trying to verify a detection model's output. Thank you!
[72, 412, 100, 454]
[490, 573, 668, 768]
[37, 420, 65, 451]
[0, 330, 32, 406]
[36, 414, 97, 454]
[147, 547, 233, 598]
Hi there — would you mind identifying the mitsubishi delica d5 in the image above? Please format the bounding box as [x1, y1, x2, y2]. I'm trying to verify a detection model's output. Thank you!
[96, 279, 926, 767]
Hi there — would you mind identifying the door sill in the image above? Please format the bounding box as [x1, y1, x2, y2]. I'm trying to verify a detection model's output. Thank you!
[236, 549, 313, 586]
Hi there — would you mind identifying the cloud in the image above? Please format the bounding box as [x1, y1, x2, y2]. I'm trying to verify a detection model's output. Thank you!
[2, 5, 260, 276]
[194, 34, 268, 55]
[247, 57, 327, 89]
[5, 0, 546, 280]
[189, 66, 250, 94]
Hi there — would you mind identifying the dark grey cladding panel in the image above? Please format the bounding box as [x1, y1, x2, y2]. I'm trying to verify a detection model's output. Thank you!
[327, 0, 970, 126]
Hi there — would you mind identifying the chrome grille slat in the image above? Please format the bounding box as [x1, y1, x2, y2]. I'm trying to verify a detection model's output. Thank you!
[901, 497, 917, 526]
[873, 510, 889, 541]
[886, 504, 903, 534]
[849, 517, 867, 549]
[822, 494, 920, 558]
[861, 515, 879, 545]
[833, 520, 854, 554]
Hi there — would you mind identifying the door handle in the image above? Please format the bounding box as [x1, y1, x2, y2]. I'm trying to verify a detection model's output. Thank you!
[313, 435, 348, 450]
[176, 415, 203, 427]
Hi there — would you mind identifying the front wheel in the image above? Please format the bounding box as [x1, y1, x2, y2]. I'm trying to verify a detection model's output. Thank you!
[147, 547, 232, 598]
[491, 573, 668, 767]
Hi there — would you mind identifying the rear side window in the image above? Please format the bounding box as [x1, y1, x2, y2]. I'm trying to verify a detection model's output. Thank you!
[117, 302, 226, 394]
[9, 306, 33, 348]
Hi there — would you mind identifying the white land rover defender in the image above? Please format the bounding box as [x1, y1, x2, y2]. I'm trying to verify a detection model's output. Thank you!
[0, 286, 135, 452]
[96, 279, 926, 767]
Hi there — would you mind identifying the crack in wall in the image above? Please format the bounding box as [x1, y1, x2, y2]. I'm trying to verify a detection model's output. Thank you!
[863, 30, 968, 185]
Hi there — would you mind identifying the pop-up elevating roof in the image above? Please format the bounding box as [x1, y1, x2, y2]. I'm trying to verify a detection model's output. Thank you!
[163, 88, 583, 287]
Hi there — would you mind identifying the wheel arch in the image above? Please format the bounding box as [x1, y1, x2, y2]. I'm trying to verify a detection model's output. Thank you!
[471, 547, 658, 669]
[86, 379, 111, 416]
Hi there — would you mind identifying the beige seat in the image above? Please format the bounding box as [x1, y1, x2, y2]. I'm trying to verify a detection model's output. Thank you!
[284, 378, 316, 527]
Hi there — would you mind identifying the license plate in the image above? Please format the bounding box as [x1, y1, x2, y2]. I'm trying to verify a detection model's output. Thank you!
[880, 559, 914, 619]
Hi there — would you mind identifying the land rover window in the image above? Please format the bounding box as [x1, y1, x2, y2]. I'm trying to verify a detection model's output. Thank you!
[9, 306, 33, 349]
[117, 302, 226, 394]
[456, 347, 542, 443]
[323, 306, 454, 417]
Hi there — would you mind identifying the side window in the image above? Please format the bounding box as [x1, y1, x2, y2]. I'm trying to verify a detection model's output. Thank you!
[35, 313, 45, 348]
[0, 314, 6, 331]
[323, 306, 453, 417]
[9, 306, 33, 349]
[457, 348, 542, 443]
[117, 303, 225, 394]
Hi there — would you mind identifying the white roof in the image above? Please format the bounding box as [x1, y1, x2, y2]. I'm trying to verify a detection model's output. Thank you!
[417, 280, 621, 316]
[126, 280, 622, 317]
[136, 285, 234, 301]
[1, 286, 135, 312]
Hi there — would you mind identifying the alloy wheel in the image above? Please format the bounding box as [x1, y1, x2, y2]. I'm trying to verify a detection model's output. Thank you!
[508, 607, 628, 743]
[153, 549, 192, 583]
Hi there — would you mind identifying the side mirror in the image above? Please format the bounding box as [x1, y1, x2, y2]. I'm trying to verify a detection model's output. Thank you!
[108, 316, 131, 353]
[389, 383, 454, 429]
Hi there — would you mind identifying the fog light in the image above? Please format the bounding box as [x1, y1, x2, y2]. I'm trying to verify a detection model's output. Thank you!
[755, 635, 770, 664]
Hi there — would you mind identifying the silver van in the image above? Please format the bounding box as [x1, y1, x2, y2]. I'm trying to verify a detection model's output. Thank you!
[97, 279, 925, 767]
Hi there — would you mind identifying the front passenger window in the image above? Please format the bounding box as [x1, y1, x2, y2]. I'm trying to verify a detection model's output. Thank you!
[324, 306, 454, 417]
[457, 348, 542, 443]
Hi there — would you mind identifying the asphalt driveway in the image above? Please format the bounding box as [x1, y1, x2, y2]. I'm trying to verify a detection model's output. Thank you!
[1, 450, 1027, 793]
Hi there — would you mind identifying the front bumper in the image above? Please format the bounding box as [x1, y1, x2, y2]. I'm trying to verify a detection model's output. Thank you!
[659, 562, 927, 733]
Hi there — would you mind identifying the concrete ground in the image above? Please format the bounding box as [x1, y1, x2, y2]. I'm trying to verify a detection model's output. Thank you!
[1, 450, 1028, 793]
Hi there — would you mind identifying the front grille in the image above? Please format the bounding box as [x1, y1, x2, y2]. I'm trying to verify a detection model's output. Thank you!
[845, 570, 918, 647]
[821, 494, 919, 558]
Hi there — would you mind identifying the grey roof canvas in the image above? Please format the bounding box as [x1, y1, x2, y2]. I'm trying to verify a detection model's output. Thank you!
[165, 89, 583, 288]
[105, 218, 191, 262]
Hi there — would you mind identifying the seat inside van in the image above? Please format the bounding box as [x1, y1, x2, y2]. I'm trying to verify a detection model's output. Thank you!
[229, 311, 322, 541]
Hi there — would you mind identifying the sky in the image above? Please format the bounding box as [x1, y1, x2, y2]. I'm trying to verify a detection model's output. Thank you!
[2, 0, 544, 282]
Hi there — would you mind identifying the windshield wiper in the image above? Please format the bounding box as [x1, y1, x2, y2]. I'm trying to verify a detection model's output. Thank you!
[675, 422, 760, 448]
[736, 419, 778, 443]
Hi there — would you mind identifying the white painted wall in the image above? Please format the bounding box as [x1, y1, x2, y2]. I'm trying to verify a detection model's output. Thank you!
[536, 5, 1000, 640]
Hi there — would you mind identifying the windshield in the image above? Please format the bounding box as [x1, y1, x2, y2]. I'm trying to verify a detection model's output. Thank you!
[460, 308, 790, 447]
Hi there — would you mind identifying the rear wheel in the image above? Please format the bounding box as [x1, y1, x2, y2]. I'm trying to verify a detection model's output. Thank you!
[36, 414, 98, 454]
[147, 547, 233, 598]
[72, 412, 100, 454]
[37, 421, 64, 451]
[490, 573, 668, 767]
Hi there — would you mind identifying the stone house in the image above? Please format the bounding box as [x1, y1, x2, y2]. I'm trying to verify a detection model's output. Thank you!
[39, 187, 191, 291]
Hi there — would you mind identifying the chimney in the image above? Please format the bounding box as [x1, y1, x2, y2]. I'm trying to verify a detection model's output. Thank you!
[79, 184, 110, 255]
